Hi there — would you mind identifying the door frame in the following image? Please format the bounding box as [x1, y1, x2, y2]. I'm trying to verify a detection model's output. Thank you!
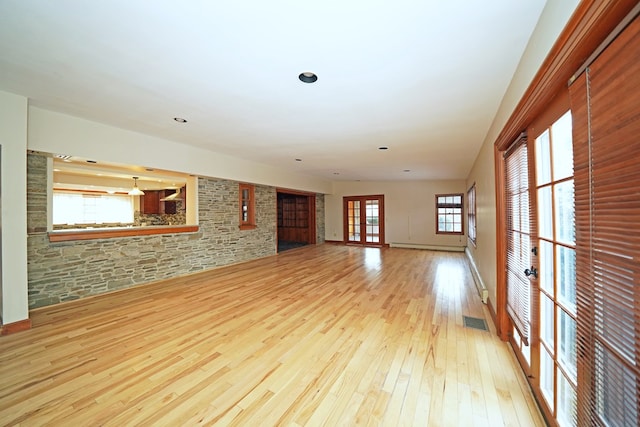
[342, 194, 385, 246]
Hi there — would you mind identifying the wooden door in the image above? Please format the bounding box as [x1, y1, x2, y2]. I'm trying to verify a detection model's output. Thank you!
[276, 191, 316, 245]
[343, 195, 384, 246]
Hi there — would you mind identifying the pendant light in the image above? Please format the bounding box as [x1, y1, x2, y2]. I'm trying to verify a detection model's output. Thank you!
[128, 176, 145, 195]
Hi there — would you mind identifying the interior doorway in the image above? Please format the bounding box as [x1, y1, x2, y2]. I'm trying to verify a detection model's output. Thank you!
[342, 195, 385, 246]
[276, 190, 316, 252]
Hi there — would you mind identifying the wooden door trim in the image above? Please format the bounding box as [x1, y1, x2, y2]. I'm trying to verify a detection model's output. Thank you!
[307, 195, 316, 245]
[494, 0, 638, 152]
[494, 145, 510, 341]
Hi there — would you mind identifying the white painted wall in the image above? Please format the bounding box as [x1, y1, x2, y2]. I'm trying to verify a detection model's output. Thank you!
[325, 180, 466, 248]
[27, 107, 332, 195]
[465, 0, 581, 307]
[0, 91, 29, 324]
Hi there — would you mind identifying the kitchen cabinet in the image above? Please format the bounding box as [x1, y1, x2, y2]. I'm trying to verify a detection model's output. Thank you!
[140, 188, 184, 214]
[141, 190, 161, 214]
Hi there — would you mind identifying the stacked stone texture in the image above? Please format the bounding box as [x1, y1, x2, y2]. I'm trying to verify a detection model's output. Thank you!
[26, 153, 324, 309]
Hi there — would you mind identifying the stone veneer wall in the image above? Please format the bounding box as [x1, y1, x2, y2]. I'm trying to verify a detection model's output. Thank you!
[316, 193, 325, 244]
[27, 153, 48, 234]
[26, 153, 286, 309]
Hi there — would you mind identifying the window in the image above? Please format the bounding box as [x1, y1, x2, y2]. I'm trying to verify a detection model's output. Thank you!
[467, 184, 477, 245]
[53, 191, 134, 225]
[436, 194, 463, 234]
[239, 183, 256, 230]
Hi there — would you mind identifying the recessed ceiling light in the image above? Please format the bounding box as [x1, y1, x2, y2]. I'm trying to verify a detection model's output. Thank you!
[174, 117, 187, 123]
[299, 72, 318, 83]
[378, 146, 389, 150]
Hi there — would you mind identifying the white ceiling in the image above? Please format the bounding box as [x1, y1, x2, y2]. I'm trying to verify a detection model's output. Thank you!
[0, 0, 547, 182]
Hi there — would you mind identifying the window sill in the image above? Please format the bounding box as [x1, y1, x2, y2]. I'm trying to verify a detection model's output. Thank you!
[239, 224, 257, 231]
[48, 225, 200, 242]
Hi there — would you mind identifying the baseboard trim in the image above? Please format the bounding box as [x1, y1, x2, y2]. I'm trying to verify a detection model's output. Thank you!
[1, 318, 32, 336]
[324, 240, 390, 248]
[389, 242, 465, 252]
[324, 240, 344, 244]
[487, 297, 497, 329]
[464, 247, 489, 304]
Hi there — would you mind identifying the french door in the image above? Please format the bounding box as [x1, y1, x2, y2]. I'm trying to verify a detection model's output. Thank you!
[503, 94, 577, 426]
[343, 195, 384, 246]
[532, 108, 577, 426]
[497, 4, 640, 426]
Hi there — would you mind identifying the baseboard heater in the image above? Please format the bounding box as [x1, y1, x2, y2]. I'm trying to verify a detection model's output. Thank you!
[464, 247, 488, 304]
[389, 242, 465, 252]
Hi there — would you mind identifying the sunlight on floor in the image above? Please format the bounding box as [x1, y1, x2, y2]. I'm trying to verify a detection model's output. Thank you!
[363, 247, 381, 270]
[435, 257, 465, 299]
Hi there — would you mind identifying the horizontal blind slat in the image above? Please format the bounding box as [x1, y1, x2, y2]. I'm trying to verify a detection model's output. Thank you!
[571, 14, 640, 425]
[505, 139, 531, 344]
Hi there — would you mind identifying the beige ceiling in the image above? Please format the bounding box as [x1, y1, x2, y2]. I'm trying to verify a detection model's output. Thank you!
[51, 156, 188, 193]
[0, 0, 547, 182]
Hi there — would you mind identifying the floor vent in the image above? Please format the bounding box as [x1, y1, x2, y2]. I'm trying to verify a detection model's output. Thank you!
[463, 315, 489, 332]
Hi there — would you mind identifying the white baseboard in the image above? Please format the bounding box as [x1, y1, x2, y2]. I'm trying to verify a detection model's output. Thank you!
[465, 247, 488, 304]
[389, 242, 465, 252]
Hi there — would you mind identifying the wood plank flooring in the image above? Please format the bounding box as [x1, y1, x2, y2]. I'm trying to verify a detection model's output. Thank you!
[0, 245, 544, 426]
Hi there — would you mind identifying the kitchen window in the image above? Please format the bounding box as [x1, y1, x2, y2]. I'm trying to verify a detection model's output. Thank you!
[53, 191, 134, 226]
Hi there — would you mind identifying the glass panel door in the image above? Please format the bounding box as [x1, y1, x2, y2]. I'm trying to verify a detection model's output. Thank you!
[534, 110, 577, 427]
[365, 200, 380, 243]
[343, 195, 384, 245]
[347, 200, 361, 242]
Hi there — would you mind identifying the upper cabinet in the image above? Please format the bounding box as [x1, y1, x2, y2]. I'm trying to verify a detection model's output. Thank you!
[141, 190, 160, 214]
[140, 187, 185, 214]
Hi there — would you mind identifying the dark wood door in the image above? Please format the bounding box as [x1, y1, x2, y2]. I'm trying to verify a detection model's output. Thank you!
[276, 191, 316, 245]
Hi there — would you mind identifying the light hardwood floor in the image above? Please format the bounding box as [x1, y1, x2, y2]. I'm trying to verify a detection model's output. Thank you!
[0, 245, 544, 426]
